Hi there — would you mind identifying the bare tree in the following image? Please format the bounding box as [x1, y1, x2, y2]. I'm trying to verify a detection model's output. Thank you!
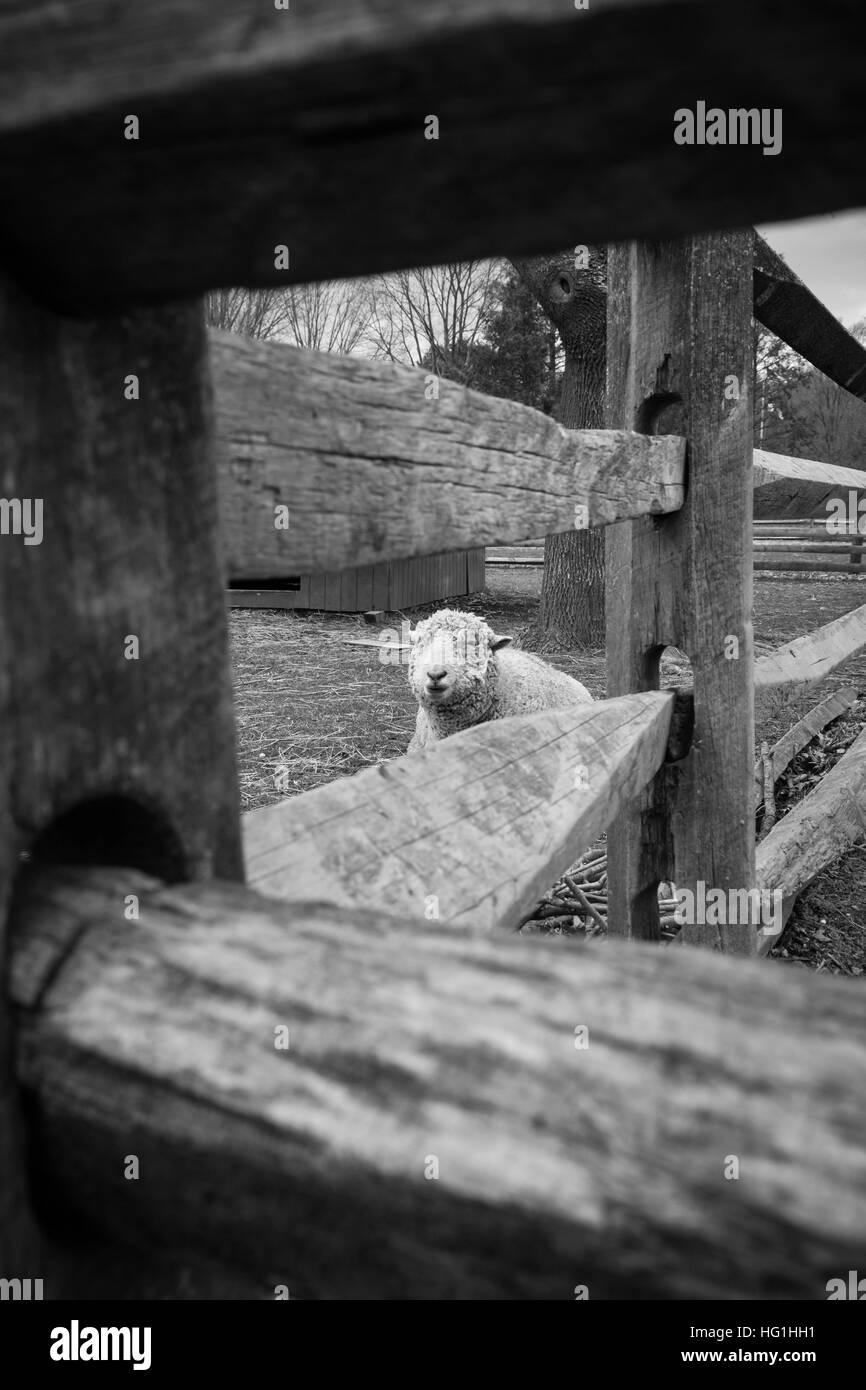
[366, 261, 501, 383]
[205, 287, 295, 341]
[206, 279, 372, 354]
[280, 279, 373, 355]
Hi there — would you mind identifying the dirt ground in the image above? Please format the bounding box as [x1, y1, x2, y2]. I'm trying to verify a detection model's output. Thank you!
[229, 566, 866, 976]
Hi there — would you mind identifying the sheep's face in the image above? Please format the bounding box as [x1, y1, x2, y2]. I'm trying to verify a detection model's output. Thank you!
[408, 615, 511, 713]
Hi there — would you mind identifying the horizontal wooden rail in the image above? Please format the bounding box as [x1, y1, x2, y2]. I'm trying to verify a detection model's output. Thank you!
[214, 332, 684, 576]
[755, 519, 865, 534]
[756, 725, 866, 952]
[10, 864, 866, 1298]
[755, 541, 866, 554]
[244, 693, 674, 932]
[755, 603, 866, 713]
[755, 560, 864, 575]
[1, 2, 866, 312]
[753, 450, 866, 521]
[754, 234, 866, 403]
[212, 335, 861, 579]
[490, 555, 865, 572]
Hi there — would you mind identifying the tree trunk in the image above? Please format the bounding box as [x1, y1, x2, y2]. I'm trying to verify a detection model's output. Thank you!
[511, 249, 607, 649]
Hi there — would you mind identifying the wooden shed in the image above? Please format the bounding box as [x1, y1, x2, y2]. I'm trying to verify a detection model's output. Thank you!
[228, 548, 486, 611]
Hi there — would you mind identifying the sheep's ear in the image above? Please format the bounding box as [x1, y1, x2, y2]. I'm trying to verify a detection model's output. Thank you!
[490, 634, 513, 651]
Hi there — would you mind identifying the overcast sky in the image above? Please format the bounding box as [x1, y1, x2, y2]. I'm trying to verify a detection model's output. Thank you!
[757, 207, 866, 327]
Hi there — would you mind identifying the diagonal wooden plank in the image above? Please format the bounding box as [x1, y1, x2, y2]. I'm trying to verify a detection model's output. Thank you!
[754, 235, 866, 402]
[1, 2, 865, 311]
[753, 687, 860, 811]
[755, 602, 866, 713]
[213, 331, 685, 577]
[756, 724, 866, 952]
[753, 449, 866, 521]
[243, 692, 674, 933]
[11, 863, 866, 1298]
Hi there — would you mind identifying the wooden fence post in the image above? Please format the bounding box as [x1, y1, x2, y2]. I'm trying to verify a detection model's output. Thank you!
[605, 233, 756, 951]
[0, 275, 243, 1274]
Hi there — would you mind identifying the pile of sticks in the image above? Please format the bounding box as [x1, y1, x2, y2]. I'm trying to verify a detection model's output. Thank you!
[518, 843, 680, 939]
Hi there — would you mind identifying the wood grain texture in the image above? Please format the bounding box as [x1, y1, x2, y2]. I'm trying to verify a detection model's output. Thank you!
[605, 233, 756, 951]
[753, 688, 859, 812]
[1, 2, 865, 311]
[753, 449, 866, 520]
[755, 602, 866, 715]
[753, 541, 864, 554]
[754, 560, 863, 574]
[755, 520, 864, 533]
[756, 725, 866, 947]
[212, 331, 685, 577]
[0, 275, 243, 1270]
[754, 234, 866, 402]
[244, 693, 673, 933]
[756, 561, 861, 572]
[9, 864, 866, 1299]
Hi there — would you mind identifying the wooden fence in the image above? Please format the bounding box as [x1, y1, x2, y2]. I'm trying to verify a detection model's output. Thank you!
[2, 0, 866, 1300]
[491, 515, 866, 576]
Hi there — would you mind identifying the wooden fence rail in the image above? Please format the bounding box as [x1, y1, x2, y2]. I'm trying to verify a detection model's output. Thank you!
[3, 0, 866, 1302]
[10, 865, 866, 1300]
[757, 725, 866, 952]
[754, 235, 866, 403]
[3, 1, 866, 314]
[754, 602, 866, 715]
[214, 332, 685, 578]
[211, 328, 865, 573]
[244, 694, 676, 931]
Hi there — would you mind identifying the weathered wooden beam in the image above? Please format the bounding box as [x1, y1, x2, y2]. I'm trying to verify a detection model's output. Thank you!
[753, 450, 866, 521]
[753, 687, 860, 812]
[755, 560, 862, 574]
[756, 725, 866, 951]
[213, 332, 684, 576]
[1, 2, 865, 312]
[754, 541, 866, 554]
[754, 234, 866, 402]
[755, 518, 864, 533]
[605, 232, 756, 951]
[755, 602, 866, 714]
[10, 864, 866, 1299]
[0, 276, 243, 1277]
[244, 692, 674, 932]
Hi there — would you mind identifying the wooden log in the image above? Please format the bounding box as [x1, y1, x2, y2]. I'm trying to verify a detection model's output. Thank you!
[0, 276, 243, 1273]
[755, 602, 866, 715]
[2, 2, 866, 312]
[212, 332, 684, 576]
[605, 232, 756, 951]
[755, 519, 864, 535]
[756, 725, 866, 952]
[485, 558, 544, 567]
[753, 687, 860, 811]
[244, 692, 674, 933]
[754, 234, 866, 403]
[753, 540, 866, 554]
[754, 560, 862, 574]
[10, 864, 866, 1299]
[753, 450, 866, 521]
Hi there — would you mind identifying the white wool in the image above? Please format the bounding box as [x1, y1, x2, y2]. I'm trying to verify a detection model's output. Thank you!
[406, 607, 593, 752]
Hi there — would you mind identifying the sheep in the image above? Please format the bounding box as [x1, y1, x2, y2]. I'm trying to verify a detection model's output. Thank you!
[406, 608, 593, 752]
